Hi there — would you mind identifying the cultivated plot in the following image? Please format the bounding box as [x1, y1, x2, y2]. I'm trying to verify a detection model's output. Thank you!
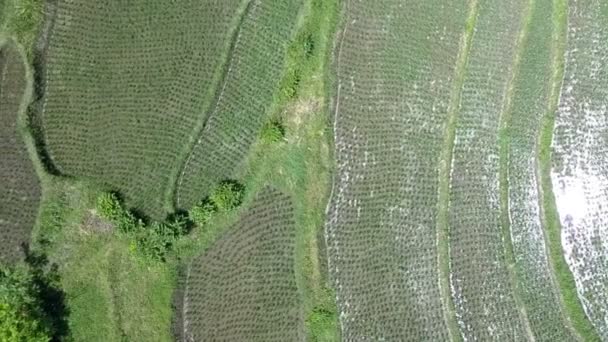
[176, 0, 303, 209]
[447, 1, 530, 339]
[551, 0, 608, 338]
[40, 0, 246, 218]
[326, 1, 467, 339]
[181, 187, 302, 341]
[0, 41, 40, 263]
[504, 0, 575, 339]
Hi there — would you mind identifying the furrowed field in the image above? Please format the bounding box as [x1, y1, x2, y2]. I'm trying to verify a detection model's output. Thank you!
[180, 188, 302, 341]
[176, 0, 303, 209]
[326, 1, 467, 339]
[503, 0, 577, 339]
[551, 0, 608, 338]
[0, 40, 40, 263]
[327, 0, 601, 341]
[40, 0, 248, 218]
[447, 1, 529, 339]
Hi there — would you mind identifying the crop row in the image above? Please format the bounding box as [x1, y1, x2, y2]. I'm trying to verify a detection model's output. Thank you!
[182, 187, 301, 341]
[176, 0, 303, 210]
[551, 0, 608, 338]
[40, 0, 246, 218]
[447, 1, 530, 340]
[0, 41, 41, 264]
[325, 1, 468, 340]
[503, 0, 576, 339]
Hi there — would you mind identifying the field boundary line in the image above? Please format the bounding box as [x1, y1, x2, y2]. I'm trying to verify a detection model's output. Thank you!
[28, 0, 62, 177]
[181, 263, 193, 342]
[435, 1, 478, 341]
[322, 0, 349, 337]
[535, 0, 600, 339]
[172, 0, 255, 209]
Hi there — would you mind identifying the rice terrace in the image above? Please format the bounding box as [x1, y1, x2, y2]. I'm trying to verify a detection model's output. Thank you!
[2, 0, 608, 341]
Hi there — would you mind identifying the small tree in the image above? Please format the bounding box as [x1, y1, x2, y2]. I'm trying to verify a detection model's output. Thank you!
[96, 192, 123, 221]
[260, 119, 286, 143]
[209, 181, 245, 212]
[96, 192, 142, 233]
[0, 268, 51, 342]
[189, 199, 217, 227]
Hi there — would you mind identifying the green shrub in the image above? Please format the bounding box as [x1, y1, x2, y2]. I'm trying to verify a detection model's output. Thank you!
[96, 192, 191, 261]
[0, 267, 52, 342]
[95, 192, 123, 222]
[209, 181, 245, 212]
[302, 32, 315, 58]
[189, 199, 217, 227]
[280, 67, 301, 100]
[135, 223, 174, 261]
[5, 0, 43, 56]
[260, 119, 286, 143]
[96, 192, 142, 233]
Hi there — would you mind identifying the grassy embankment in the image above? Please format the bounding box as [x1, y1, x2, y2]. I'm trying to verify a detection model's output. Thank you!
[229, 0, 342, 339]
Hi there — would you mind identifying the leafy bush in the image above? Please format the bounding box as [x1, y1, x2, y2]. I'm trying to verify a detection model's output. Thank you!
[209, 181, 245, 212]
[189, 181, 246, 228]
[0, 267, 51, 342]
[260, 119, 286, 143]
[95, 192, 189, 261]
[189, 199, 217, 227]
[280, 67, 301, 100]
[95, 184, 245, 261]
[96, 192, 142, 233]
[96, 192, 123, 221]
[302, 32, 315, 58]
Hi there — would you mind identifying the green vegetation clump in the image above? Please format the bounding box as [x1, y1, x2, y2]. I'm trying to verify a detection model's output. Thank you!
[98, 182, 245, 260]
[96, 192, 143, 233]
[208, 180, 245, 212]
[2, 0, 43, 57]
[188, 199, 216, 228]
[189, 180, 246, 228]
[0, 268, 50, 342]
[260, 119, 286, 143]
[0, 255, 68, 342]
[278, 28, 319, 102]
[307, 304, 337, 342]
[280, 67, 302, 100]
[96, 192, 187, 261]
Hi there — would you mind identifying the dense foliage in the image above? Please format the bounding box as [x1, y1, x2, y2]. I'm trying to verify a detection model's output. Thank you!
[98, 181, 244, 260]
[189, 180, 245, 227]
[259, 119, 286, 143]
[96, 192, 185, 261]
[0, 268, 50, 342]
